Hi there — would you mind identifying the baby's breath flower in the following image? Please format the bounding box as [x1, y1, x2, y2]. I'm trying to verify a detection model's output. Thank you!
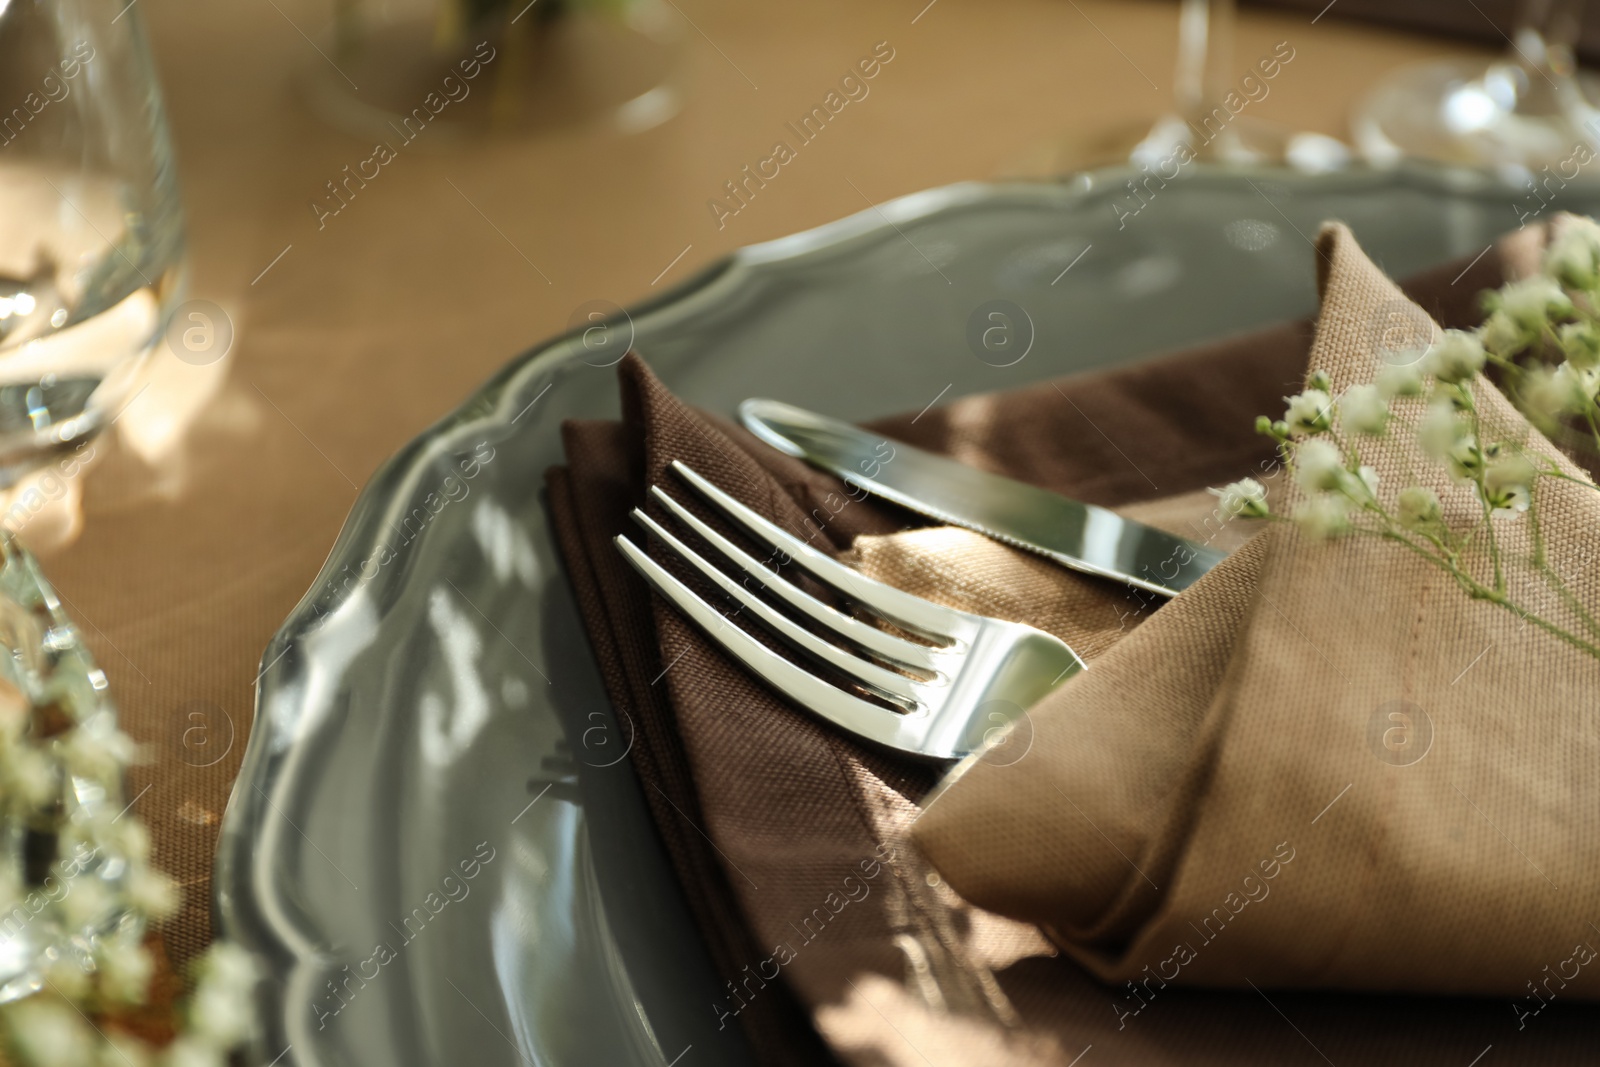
[1293, 438, 1345, 492]
[1307, 369, 1333, 393]
[1283, 389, 1333, 436]
[1424, 330, 1487, 384]
[1524, 362, 1599, 421]
[1210, 478, 1269, 519]
[1567, 362, 1600, 406]
[1545, 215, 1600, 289]
[2, 746, 57, 810]
[160, 1037, 224, 1067]
[1481, 310, 1530, 356]
[1397, 485, 1442, 529]
[1375, 363, 1424, 399]
[60, 717, 137, 782]
[1418, 400, 1466, 458]
[1294, 494, 1351, 539]
[1483, 454, 1536, 512]
[42, 955, 91, 1002]
[56, 877, 114, 932]
[1340, 383, 1390, 436]
[182, 943, 258, 1052]
[1494, 275, 1574, 331]
[124, 865, 180, 924]
[109, 820, 151, 867]
[1447, 435, 1485, 482]
[98, 1033, 153, 1067]
[195, 942, 257, 997]
[97, 938, 154, 1004]
[1350, 465, 1380, 504]
[1559, 320, 1600, 370]
[3, 998, 95, 1067]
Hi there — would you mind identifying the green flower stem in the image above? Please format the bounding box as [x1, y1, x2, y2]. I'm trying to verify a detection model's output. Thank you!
[1459, 387, 1507, 593]
[1539, 465, 1600, 494]
[1375, 529, 1600, 660]
[1528, 477, 1600, 640]
[1585, 407, 1600, 457]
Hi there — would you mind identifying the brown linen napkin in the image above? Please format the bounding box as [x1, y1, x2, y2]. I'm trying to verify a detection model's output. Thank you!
[912, 222, 1600, 1002]
[546, 236, 1600, 1066]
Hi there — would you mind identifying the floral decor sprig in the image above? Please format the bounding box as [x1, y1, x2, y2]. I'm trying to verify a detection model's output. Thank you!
[1484, 217, 1600, 457]
[0, 534, 258, 1067]
[1211, 217, 1600, 664]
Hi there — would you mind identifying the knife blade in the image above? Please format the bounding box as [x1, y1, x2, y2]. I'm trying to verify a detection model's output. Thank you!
[738, 398, 1227, 597]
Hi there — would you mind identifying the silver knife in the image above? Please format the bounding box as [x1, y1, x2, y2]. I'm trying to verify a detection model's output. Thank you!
[738, 398, 1226, 597]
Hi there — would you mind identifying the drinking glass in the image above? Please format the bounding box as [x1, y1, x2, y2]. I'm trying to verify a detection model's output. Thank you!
[304, 0, 682, 141]
[0, 0, 185, 486]
[1354, 0, 1599, 170]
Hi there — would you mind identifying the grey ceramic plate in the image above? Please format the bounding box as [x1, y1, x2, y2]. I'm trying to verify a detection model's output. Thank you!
[215, 165, 1600, 1067]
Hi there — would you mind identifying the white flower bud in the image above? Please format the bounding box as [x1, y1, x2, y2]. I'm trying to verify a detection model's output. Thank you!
[1209, 478, 1269, 519]
[196, 943, 257, 996]
[1293, 439, 1346, 492]
[3, 745, 57, 809]
[1524, 363, 1598, 421]
[1545, 216, 1600, 289]
[160, 1037, 225, 1067]
[56, 876, 114, 932]
[189, 977, 256, 1048]
[1496, 276, 1574, 331]
[1397, 486, 1442, 529]
[98, 939, 154, 1004]
[1559, 320, 1600, 370]
[61, 717, 138, 783]
[43, 954, 91, 1001]
[1283, 389, 1333, 436]
[1339, 383, 1390, 436]
[1424, 330, 1487, 384]
[1483, 454, 1536, 512]
[1447, 435, 1485, 482]
[1375, 364, 1424, 399]
[3, 997, 96, 1067]
[1294, 494, 1351, 539]
[111, 820, 151, 867]
[1349, 465, 1380, 504]
[1418, 400, 1466, 458]
[1481, 309, 1531, 356]
[125, 865, 181, 923]
[99, 1033, 153, 1067]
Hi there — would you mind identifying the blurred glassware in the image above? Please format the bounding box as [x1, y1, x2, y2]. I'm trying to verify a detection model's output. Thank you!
[1003, 0, 1350, 178]
[1354, 0, 1600, 172]
[0, 0, 184, 488]
[304, 0, 682, 142]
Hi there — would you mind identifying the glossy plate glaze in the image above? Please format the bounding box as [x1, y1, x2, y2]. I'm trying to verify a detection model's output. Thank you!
[215, 165, 1600, 1067]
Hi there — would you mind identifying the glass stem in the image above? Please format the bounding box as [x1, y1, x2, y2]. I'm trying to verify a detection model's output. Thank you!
[1174, 0, 1239, 158]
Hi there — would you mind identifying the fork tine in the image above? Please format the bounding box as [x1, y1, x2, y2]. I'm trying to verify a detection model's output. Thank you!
[648, 486, 943, 675]
[670, 461, 963, 644]
[613, 536, 925, 755]
[628, 509, 923, 706]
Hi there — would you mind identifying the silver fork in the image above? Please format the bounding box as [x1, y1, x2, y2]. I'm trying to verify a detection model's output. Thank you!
[613, 461, 1086, 760]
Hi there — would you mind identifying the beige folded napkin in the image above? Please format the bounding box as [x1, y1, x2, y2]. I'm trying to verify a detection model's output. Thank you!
[907, 222, 1600, 1009]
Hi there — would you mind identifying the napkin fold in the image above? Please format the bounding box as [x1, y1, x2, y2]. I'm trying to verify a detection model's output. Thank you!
[546, 230, 1600, 1066]
[911, 222, 1600, 1006]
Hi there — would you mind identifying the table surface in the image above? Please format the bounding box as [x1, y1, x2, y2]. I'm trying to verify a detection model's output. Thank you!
[34, 0, 1487, 973]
